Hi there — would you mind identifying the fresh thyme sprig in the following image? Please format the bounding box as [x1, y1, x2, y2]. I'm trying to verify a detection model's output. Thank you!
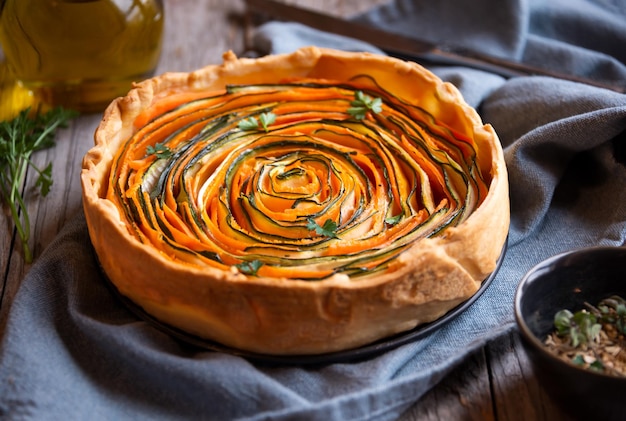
[0, 107, 77, 263]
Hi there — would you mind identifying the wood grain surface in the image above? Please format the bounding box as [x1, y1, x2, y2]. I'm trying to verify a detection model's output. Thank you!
[0, 1, 574, 419]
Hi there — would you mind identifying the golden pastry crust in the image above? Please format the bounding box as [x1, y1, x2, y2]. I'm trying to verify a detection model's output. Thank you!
[81, 47, 509, 355]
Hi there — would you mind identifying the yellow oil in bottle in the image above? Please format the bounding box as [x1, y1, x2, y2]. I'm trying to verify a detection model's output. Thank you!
[0, 0, 164, 113]
[0, 60, 35, 121]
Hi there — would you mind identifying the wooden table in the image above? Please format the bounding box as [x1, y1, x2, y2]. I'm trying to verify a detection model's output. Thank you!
[0, 1, 573, 419]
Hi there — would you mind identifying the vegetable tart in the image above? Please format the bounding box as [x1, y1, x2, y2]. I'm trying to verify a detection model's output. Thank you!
[81, 47, 510, 356]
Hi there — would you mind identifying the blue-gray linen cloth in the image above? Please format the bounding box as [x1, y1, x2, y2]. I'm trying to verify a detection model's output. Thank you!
[2, 0, 626, 419]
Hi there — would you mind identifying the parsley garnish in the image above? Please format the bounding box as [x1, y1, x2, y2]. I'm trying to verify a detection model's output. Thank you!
[238, 117, 259, 131]
[238, 112, 276, 132]
[146, 142, 172, 159]
[347, 91, 382, 120]
[307, 218, 339, 239]
[258, 112, 276, 131]
[236, 259, 263, 276]
[0, 106, 77, 263]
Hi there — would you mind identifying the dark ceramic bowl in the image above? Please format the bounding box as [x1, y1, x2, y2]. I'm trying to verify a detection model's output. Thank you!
[514, 246, 626, 421]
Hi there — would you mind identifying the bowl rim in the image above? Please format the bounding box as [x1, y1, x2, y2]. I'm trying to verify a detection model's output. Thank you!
[514, 245, 626, 381]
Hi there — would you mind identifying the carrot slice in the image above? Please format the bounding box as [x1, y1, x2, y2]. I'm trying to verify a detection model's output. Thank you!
[107, 79, 488, 280]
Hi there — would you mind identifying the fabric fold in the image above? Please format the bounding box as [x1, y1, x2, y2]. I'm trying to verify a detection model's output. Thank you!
[356, 0, 626, 84]
[354, 0, 530, 60]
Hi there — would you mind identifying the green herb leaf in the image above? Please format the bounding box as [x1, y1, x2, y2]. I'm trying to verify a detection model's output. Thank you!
[235, 259, 263, 276]
[549, 295, 626, 375]
[238, 116, 259, 131]
[146, 142, 172, 159]
[0, 106, 78, 263]
[307, 218, 339, 239]
[589, 360, 605, 371]
[573, 310, 601, 344]
[599, 296, 626, 334]
[348, 90, 382, 120]
[258, 112, 276, 132]
[385, 213, 402, 226]
[239, 113, 276, 132]
[554, 309, 573, 335]
[35, 162, 53, 197]
[554, 308, 601, 347]
[617, 303, 626, 334]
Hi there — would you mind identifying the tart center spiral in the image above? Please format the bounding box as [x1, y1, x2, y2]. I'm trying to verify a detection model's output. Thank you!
[107, 77, 489, 280]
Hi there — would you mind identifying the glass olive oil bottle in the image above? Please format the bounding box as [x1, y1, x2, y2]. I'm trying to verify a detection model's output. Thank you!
[0, 0, 163, 112]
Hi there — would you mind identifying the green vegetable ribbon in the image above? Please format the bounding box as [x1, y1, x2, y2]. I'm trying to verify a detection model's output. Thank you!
[107, 78, 489, 280]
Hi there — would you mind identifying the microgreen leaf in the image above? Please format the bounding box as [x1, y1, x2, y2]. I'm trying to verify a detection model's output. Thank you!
[385, 213, 402, 226]
[258, 112, 276, 132]
[239, 112, 276, 132]
[554, 308, 601, 347]
[589, 360, 605, 371]
[307, 218, 339, 239]
[238, 116, 259, 131]
[599, 296, 626, 333]
[549, 295, 626, 376]
[235, 259, 263, 276]
[348, 90, 382, 120]
[617, 303, 626, 334]
[573, 310, 601, 344]
[146, 142, 172, 159]
[554, 309, 573, 335]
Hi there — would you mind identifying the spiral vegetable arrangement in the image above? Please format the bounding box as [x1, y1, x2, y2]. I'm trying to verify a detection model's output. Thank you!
[107, 76, 489, 281]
